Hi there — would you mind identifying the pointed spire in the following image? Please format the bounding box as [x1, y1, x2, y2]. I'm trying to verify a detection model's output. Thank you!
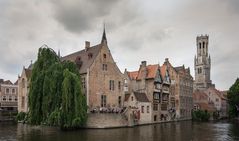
[101, 23, 107, 44]
[58, 49, 61, 58]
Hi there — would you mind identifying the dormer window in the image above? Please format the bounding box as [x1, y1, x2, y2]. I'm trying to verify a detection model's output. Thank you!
[88, 53, 93, 59]
[75, 56, 83, 69]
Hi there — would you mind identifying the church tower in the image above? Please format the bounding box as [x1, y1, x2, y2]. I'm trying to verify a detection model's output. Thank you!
[194, 35, 213, 91]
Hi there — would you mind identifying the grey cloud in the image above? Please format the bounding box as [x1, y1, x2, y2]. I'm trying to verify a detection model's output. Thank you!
[0, 0, 239, 90]
[51, 0, 121, 34]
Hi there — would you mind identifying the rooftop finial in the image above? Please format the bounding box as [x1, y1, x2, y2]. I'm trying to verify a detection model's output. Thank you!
[101, 22, 107, 44]
[58, 49, 61, 58]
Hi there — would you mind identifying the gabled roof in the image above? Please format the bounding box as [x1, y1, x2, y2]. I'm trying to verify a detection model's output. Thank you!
[206, 87, 227, 100]
[0, 79, 3, 84]
[174, 65, 185, 72]
[127, 71, 138, 80]
[127, 64, 159, 80]
[193, 90, 208, 101]
[197, 102, 216, 112]
[14, 80, 18, 85]
[61, 44, 102, 74]
[3, 80, 13, 85]
[134, 92, 150, 102]
[160, 64, 167, 78]
[160, 64, 171, 84]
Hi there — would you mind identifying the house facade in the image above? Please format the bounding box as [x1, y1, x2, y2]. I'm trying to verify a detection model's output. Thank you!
[124, 61, 173, 122]
[61, 29, 125, 110]
[204, 87, 228, 118]
[193, 90, 216, 113]
[17, 64, 32, 113]
[162, 58, 193, 120]
[0, 79, 18, 111]
[124, 92, 151, 124]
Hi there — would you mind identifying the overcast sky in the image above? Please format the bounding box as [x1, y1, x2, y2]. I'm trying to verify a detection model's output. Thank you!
[0, 0, 239, 90]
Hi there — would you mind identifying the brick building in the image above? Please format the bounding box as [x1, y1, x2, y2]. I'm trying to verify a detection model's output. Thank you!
[124, 61, 174, 122]
[62, 29, 125, 110]
[162, 58, 193, 119]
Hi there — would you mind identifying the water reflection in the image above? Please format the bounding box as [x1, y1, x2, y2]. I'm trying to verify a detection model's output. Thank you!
[1, 120, 239, 141]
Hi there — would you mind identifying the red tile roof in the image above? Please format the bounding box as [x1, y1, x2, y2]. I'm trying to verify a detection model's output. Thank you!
[160, 64, 167, 78]
[127, 71, 138, 80]
[207, 87, 227, 100]
[193, 91, 208, 101]
[127, 64, 159, 80]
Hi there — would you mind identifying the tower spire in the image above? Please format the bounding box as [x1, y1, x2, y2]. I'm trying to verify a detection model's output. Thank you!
[58, 49, 61, 58]
[101, 23, 107, 44]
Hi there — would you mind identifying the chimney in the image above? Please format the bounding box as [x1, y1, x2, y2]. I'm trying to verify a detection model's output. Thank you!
[0, 79, 3, 84]
[165, 58, 169, 63]
[85, 41, 90, 51]
[141, 61, 147, 68]
[140, 61, 147, 79]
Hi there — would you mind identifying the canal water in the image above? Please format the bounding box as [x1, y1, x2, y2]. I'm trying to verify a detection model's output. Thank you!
[0, 120, 239, 141]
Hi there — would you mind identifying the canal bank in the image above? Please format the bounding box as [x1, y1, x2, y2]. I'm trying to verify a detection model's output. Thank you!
[85, 113, 191, 129]
[1, 120, 239, 141]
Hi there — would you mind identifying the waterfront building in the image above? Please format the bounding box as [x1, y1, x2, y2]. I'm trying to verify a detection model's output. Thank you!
[61, 29, 125, 110]
[193, 90, 216, 113]
[124, 92, 151, 124]
[204, 87, 228, 118]
[194, 35, 215, 91]
[162, 58, 193, 120]
[124, 61, 173, 122]
[17, 64, 33, 113]
[0, 79, 18, 111]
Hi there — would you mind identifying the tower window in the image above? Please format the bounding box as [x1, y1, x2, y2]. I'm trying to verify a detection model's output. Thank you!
[199, 43, 201, 49]
[198, 67, 202, 74]
[103, 54, 106, 59]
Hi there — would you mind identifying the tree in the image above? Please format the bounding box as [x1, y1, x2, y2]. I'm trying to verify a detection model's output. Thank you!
[227, 78, 239, 118]
[192, 110, 210, 121]
[27, 46, 87, 129]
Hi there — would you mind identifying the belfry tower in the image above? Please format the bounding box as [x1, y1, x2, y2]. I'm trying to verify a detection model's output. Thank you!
[194, 35, 214, 91]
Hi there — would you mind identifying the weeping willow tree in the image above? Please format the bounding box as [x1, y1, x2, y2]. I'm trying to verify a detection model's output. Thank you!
[227, 78, 239, 118]
[28, 47, 87, 129]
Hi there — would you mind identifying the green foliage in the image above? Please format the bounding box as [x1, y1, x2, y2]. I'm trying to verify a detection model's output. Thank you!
[27, 47, 87, 129]
[192, 110, 210, 121]
[227, 78, 239, 118]
[16, 112, 26, 121]
[212, 111, 220, 120]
